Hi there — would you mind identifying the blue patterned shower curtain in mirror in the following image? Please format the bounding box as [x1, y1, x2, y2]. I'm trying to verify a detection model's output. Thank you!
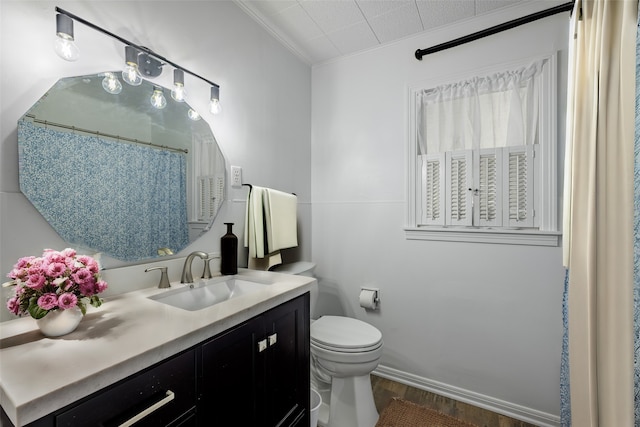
[19, 120, 189, 261]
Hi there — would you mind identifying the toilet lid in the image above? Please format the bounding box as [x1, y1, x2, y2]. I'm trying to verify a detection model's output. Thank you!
[271, 261, 316, 275]
[311, 316, 382, 352]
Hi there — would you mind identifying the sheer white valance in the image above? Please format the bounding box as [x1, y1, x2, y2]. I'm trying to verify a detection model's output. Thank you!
[416, 59, 547, 155]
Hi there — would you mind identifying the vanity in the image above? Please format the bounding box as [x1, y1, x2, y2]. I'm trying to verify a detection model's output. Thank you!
[0, 269, 313, 427]
[4, 45, 312, 426]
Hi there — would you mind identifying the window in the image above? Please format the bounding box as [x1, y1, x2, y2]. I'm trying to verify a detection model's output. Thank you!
[406, 54, 560, 246]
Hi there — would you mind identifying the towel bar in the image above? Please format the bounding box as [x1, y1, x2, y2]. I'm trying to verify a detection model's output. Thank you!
[243, 183, 295, 196]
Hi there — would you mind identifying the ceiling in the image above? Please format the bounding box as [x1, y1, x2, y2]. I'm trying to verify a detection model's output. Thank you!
[235, 0, 553, 64]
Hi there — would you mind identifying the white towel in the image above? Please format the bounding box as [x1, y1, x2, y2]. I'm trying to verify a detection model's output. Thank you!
[264, 188, 298, 252]
[244, 186, 266, 259]
[244, 186, 298, 270]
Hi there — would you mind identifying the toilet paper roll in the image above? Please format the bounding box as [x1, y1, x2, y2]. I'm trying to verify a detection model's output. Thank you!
[359, 289, 378, 310]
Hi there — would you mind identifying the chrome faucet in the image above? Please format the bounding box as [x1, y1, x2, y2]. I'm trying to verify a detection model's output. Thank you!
[181, 251, 209, 284]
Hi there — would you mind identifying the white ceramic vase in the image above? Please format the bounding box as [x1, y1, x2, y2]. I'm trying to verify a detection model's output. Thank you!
[36, 307, 83, 337]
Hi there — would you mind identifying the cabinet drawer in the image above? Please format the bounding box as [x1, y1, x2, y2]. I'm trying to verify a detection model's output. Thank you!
[56, 349, 196, 427]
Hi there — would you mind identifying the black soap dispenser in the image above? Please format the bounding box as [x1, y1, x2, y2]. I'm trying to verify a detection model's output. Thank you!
[221, 223, 238, 275]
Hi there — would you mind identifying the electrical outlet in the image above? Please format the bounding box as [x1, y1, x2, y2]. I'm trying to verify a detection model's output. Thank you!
[231, 166, 242, 188]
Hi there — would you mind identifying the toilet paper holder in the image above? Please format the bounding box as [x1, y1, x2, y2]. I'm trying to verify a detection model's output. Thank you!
[359, 287, 380, 310]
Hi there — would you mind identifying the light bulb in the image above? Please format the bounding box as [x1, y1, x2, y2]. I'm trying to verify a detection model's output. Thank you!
[171, 69, 186, 102]
[150, 86, 167, 109]
[101, 73, 122, 94]
[54, 14, 79, 61]
[54, 36, 80, 61]
[122, 46, 143, 86]
[188, 109, 201, 121]
[171, 85, 186, 102]
[209, 99, 222, 115]
[122, 64, 142, 86]
[210, 86, 222, 115]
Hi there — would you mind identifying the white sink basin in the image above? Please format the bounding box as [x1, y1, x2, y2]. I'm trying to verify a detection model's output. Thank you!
[148, 276, 272, 311]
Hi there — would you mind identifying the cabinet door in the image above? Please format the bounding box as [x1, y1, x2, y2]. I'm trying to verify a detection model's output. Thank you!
[198, 294, 310, 427]
[199, 316, 265, 426]
[265, 294, 310, 427]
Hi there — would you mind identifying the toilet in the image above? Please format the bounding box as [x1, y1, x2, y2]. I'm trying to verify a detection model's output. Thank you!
[271, 262, 383, 427]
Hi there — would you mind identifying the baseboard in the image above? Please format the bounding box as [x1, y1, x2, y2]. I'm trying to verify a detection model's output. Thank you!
[373, 365, 560, 427]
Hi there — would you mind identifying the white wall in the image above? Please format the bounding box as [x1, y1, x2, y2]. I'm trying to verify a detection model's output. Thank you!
[0, 1, 311, 318]
[311, 4, 568, 425]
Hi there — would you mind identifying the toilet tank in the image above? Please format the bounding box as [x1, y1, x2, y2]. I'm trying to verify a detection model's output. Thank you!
[272, 261, 316, 277]
[272, 262, 318, 317]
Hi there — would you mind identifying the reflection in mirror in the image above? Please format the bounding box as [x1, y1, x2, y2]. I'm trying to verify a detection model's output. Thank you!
[18, 73, 226, 262]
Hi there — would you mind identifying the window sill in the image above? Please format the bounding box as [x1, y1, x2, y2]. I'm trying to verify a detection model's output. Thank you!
[404, 227, 561, 246]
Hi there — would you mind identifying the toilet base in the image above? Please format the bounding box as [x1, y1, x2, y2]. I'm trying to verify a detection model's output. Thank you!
[317, 401, 330, 427]
[325, 374, 379, 427]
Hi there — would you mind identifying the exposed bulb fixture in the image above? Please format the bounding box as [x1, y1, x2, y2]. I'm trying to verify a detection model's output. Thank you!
[101, 72, 122, 94]
[54, 14, 80, 61]
[53, 8, 224, 117]
[171, 69, 186, 102]
[209, 86, 222, 115]
[188, 109, 201, 121]
[150, 86, 167, 109]
[122, 46, 143, 86]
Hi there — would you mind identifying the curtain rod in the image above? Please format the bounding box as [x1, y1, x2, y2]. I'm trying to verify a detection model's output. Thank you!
[415, 2, 574, 61]
[55, 6, 219, 89]
[23, 114, 189, 154]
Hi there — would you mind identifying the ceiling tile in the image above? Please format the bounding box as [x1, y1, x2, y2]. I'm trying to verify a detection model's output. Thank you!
[416, 0, 475, 30]
[476, 0, 523, 14]
[367, 2, 424, 43]
[300, 0, 367, 33]
[326, 20, 380, 54]
[245, 0, 299, 16]
[356, 0, 415, 18]
[237, 0, 546, 64]
[296, 35, 342, 62]
[269, 3, 325, 41]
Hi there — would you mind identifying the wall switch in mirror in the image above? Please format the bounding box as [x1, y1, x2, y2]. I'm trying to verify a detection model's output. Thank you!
[231, 166, 242, 188]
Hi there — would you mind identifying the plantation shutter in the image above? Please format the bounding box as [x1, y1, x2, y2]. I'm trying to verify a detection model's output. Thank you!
[474, 149, 503, 227]
[198, 175, 224, 221]
[503, 145, 534, 227]
[446, 150, 473, 226]
[420, 154, 445, 225]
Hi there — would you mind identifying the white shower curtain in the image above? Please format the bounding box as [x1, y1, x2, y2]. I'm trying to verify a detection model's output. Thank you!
[562, 0, 638, 425]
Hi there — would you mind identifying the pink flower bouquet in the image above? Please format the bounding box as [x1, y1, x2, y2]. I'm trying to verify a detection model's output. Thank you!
[5, 248, 107, 319]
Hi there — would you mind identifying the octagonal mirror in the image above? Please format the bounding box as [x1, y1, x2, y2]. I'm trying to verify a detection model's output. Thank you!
[18, 72, 226, 262]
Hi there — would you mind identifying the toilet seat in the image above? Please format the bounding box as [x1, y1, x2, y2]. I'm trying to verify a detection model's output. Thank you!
[311, 316, 382, 353]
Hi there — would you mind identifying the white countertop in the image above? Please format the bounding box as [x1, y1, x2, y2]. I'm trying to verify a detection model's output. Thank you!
[0, 269, 315, 427]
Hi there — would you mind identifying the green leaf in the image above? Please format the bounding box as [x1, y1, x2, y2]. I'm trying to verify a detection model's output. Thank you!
[28, 298, 49, 320]
[90, 296, 103, 308]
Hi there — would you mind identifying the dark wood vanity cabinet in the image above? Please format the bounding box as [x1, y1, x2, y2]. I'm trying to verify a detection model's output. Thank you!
[7, 293, 309, 427]
[199, 293, 310, 427]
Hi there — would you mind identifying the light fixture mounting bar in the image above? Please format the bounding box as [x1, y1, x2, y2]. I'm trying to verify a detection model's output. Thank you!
[55, 6, 220, 89]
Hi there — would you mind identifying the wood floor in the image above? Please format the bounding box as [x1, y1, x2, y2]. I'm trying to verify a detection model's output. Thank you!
[371, 375, 539, 427]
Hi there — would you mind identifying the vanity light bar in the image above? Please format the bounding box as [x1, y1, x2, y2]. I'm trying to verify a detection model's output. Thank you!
[54, 7, 221, 109]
